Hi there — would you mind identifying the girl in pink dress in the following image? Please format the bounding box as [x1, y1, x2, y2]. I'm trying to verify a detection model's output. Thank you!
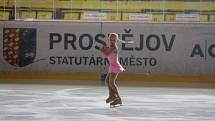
[100, 33, 125, 107]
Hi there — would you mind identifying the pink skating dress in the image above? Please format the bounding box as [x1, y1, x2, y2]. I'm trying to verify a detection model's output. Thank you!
[107, 52, 125, 74]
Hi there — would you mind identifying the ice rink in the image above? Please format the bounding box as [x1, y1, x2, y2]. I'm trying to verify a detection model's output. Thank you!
[0, 83, 215, 121]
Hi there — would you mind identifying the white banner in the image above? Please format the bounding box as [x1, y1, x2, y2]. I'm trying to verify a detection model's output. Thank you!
[0, 21, 215, 74]
[129, 13, 152, 21]
[176, 14, 200, 22]
[83, 12, 107, 21]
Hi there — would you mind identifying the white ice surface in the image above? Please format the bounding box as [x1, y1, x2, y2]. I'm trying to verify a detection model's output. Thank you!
[0, 84, 215, 121]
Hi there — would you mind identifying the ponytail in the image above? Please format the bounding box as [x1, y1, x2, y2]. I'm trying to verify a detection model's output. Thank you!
[109, 33, 134, 44]
[118, 39, 134, 44]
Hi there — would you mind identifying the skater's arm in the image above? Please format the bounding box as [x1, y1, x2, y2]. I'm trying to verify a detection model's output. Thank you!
[100, 44, 116, 56]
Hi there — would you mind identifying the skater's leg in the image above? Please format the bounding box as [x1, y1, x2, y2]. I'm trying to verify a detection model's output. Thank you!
[109, 73, 122, 105]
[105, 73, 116, 103]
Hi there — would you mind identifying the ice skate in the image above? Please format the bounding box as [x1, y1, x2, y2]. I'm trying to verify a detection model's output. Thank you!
[110, 98, 122, 108]
[106, 96, 115, 103]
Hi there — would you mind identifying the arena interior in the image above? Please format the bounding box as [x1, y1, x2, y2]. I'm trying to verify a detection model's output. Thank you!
[0, 1, 215, 120]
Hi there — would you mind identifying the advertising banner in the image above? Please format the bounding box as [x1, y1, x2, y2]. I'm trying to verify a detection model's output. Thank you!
[0, 21, 214, 74]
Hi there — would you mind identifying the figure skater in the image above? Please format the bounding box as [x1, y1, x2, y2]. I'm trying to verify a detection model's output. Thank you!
[100, 33, 125, 107]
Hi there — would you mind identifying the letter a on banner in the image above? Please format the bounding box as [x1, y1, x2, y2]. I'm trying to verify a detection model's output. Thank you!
[3, 28, 37, 67]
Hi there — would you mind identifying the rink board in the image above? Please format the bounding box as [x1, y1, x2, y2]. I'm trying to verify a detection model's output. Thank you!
[0, 21, 215, 83]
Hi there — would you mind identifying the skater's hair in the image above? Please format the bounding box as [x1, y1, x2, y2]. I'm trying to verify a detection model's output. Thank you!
[108, 33, 134, 44]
